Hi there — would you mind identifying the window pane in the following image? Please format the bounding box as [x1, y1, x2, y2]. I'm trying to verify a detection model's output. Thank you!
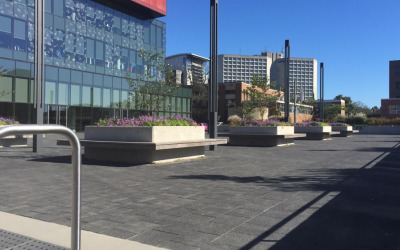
[102, 88, 111, 107]
[71, 85, 80, 106]
[0, 15, 11, 33]
[15, 78, 29, 103]
[121, 90, 128, 108]
[93, 87, 101, 107]
[45, 81, 56, 104]
[54, 0, 64, 17]
[112, 89, 119, 108]
[58, 82, 68, 105]
[0, 77, 12, 102]
[82, 86, 91, 106]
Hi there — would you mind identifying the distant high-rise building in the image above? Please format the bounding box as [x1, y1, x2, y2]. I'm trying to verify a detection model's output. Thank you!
[381, 60, 400, 117]
[166, 54, 209, 85]
[389, 60, 400, 98]
[217, 52, 283, 85]
[271, 58, 317, 101]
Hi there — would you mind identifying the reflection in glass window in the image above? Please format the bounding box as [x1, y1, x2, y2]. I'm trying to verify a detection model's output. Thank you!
[112, 89, 120, 108]
[0, 15, 12, 49]
[45, 0, 52, 13]
[53, 29, 64, 58]
[15, 78, 29, 103]
[86, 39, 94, 64]
[82, 86, 91, 106]
[58, 82, 68, 105]
[54, 0, 64, 17]
[105, 44, 113, 68]
[102, 88, 111, 107]
[93, 87, 101, 107]
[121, 90, 128, 108]
[45, 81, 57, 104]
[70, 85, 80, 105]
[0, 77, 12, 102]
[95, 41, 104, 66]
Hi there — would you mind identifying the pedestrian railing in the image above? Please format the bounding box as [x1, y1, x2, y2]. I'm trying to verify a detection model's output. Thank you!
[0, 125, 81, 250]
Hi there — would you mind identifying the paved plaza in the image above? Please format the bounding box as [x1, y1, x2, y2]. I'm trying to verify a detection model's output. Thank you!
[0, 133, 400, 249]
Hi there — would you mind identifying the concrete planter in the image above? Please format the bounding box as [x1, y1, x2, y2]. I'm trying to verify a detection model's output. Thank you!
[294, 126, 332, 133]
[359, 126, 400, 135]
[229, 126, 294, 135]
[331, 126, 353, 132]
[84, 126, 205, 143]
[331, 126, 353, 137]
[294, 126, 332, 140]
[0, 125, 28, 147]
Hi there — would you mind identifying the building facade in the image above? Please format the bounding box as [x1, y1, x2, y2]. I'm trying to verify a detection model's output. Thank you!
[389, 60, 400, 98]
[0, 0, 192, 131]
[218, 81, 313, 123]
[166, 53, 209, 86]
[381, 60, 400, 118]
[272, 57, 317, 101]
[217, 53, 282, 85]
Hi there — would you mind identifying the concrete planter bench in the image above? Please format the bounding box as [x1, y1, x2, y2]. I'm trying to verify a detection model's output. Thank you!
[0, 126, 29, 147]
[331, 126, 353, 137]
[219, 126, 305, 147]
[0, 135, 28, 147]
[294, 126, 332, 140]
[62, 126, 227, 164]
[359, 126, 400, 135]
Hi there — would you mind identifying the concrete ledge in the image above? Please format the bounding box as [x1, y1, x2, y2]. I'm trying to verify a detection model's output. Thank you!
[219, 133, 306, 147]
[58, 138, 227, 164]
[295, 132, 333, 140]
[0, 211, 165, 250]
[359, 126, 400, 135]
[0, 135, 28, 147]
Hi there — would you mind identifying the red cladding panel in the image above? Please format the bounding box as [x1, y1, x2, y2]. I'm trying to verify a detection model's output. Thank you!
[130, 0, 166, 16]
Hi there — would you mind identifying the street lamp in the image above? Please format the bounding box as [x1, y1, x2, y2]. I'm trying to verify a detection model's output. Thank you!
[33, 0, 45, 153]
[284, 40, 290, 122]
[209, 0, 218, 150]
[319, 62, 324, 121]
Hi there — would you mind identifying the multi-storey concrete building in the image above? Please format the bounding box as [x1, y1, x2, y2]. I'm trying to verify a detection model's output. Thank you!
[272, 58, 317, 101]
[166, 53, 209, 86]
[381, 60, 400, 117]
[0, 0, 193, 131]
[217, 52, 283, 85]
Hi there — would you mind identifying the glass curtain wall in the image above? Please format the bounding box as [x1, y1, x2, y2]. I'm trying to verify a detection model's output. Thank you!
[0, 0, 192, 131]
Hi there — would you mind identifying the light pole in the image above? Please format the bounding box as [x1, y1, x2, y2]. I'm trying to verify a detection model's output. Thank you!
[294, 80, 297, 124]
[209, 0, 218, 150]
[33, 0, 45, 153]
[284, 40, 290, 122]
[319, 62, 324, 121]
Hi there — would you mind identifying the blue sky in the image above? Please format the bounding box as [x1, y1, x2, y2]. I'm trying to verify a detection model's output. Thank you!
[159, 0, 400, 108]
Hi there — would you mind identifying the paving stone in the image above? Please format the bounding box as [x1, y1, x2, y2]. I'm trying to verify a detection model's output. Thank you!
[1, 134, 400, 249]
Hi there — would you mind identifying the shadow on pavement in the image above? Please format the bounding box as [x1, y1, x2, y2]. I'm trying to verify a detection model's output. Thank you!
[169, 143, 400, 249]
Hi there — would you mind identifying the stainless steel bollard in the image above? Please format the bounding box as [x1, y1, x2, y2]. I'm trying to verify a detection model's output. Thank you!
[0, 124, 81, 250]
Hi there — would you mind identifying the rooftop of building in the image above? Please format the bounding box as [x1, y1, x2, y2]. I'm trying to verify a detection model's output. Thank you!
[166, 53, 210, 62]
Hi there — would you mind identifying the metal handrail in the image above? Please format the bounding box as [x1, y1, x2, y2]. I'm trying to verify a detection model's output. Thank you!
[0, 124, 81, 250]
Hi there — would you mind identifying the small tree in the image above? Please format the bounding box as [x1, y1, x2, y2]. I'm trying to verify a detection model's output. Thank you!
[126, 49, 180, 116]
[241, 75, 278, 121]
[188, 64, 208, 122]
[323, 104, 342, 121]
[0, 66, 10, 97]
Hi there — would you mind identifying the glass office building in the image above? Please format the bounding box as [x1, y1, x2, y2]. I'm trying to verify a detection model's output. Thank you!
[0, 0, 192, 131]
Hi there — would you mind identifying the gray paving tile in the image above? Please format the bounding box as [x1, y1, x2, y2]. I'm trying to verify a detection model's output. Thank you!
[1, 134, 400, 249]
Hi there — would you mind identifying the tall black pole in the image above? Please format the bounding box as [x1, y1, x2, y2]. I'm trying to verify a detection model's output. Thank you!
[209, 0, 218, 150]
[33, 0, 44, 152]
[294, 80, 297, 124]
[319, 62, 324, 121]
[284, 40, 290, 122]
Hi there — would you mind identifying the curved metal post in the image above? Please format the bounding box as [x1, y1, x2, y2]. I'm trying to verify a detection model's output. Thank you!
[0, 125, 81, 250]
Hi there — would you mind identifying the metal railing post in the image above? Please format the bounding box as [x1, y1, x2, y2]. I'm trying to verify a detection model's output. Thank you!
[0, 124, 81, 250]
